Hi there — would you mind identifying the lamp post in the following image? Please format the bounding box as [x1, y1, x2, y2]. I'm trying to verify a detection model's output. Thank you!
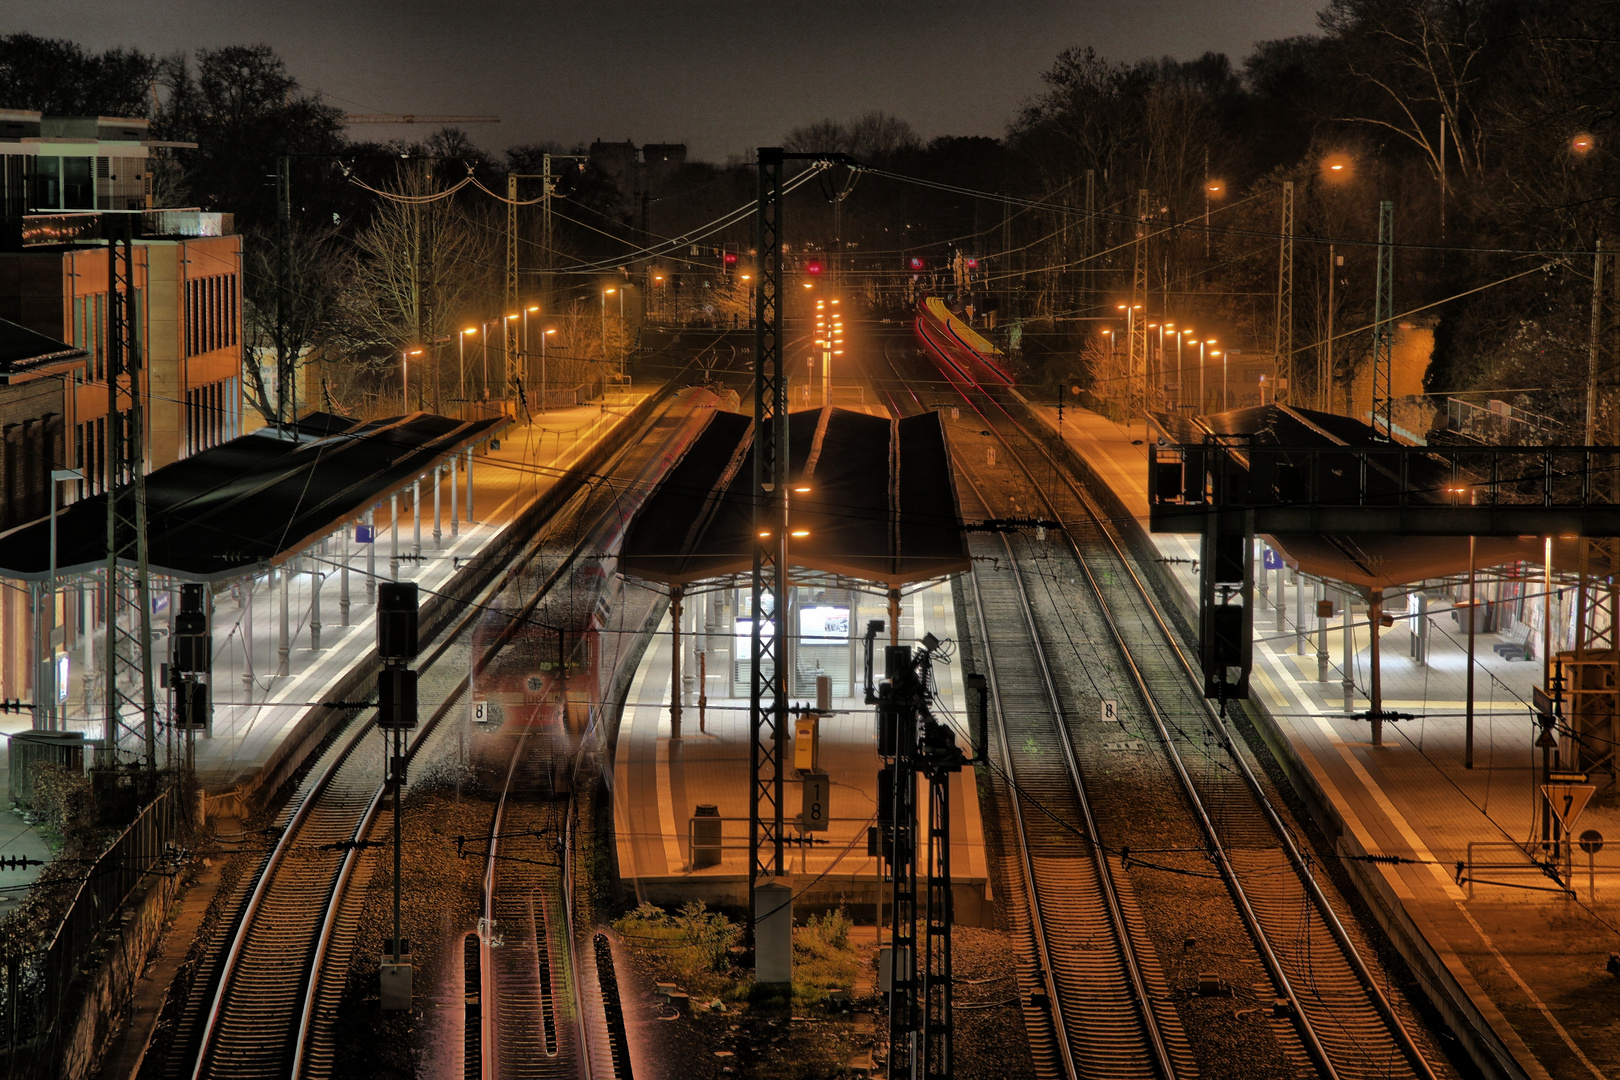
[1217, 349, 1228, 410]
[1198, 338, 1217, 412]
[47, 467, 84, 729]
[1176, 329, 1192, 412]
[458, 327, 477, 410]
[602, 287, 617, 374]
[540, 328, 555, 413]
[522, 304, 539, 395]
[401, 348, 422, 413]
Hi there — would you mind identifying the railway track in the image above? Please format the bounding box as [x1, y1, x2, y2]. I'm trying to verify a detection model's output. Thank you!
[157, 392, 704, 1080]
[961, 478, 1193, 1078]
[869, 332, 1446, 1079]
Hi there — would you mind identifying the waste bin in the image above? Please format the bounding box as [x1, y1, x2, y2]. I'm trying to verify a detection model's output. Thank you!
[691, 804, 722, 869]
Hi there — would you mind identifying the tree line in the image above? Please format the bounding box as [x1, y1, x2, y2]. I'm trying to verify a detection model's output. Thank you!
[4, 0, 1617, 433]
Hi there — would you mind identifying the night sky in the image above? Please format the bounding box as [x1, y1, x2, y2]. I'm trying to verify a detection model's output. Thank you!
[12, 1, 1319, 160]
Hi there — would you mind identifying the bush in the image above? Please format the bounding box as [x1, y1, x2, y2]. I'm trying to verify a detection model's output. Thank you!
[612, 900, 741, 977]
[29, 763, 92, 847]
[799, 906, 852, 955]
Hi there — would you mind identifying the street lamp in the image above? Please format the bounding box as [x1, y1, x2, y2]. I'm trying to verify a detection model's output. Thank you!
[522, 304, 540, 393]
[540, 328, 555, 413]
[602, 287, 617, 375]
[401, 348, 422, 413]
[459, 327, 478, 408]
[1175, 330, 1194, 411]
[47, 467, 83, 728]
[1216, 349, 1228, 410]
[1198, 338, 1217, 412]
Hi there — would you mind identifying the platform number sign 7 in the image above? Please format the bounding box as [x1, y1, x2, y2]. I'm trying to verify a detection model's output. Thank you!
[1101, 700, 1119, 724]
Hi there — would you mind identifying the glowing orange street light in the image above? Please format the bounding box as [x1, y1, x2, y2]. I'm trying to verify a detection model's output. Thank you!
[1573, 133, 1595, 154]
[401, 347, 422, 412]
[458, 328, 478, 402]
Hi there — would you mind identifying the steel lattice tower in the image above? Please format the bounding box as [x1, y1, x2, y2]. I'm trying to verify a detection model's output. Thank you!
[749, 147, 790, 925]
[1274, 181, 1294, 405]
[102, 217, 157, 771]
[1132, 190, 1150, 414]
[1371, 200, 1396, 438]
[506, 173, 519, 396]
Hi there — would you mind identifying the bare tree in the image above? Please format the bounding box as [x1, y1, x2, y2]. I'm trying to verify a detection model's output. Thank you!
[241, 222, 352, 426]
[347, 163, 500, 414]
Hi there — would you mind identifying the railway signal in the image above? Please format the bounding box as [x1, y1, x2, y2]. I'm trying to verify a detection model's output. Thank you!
[377, 582, 419, 1010]
[872, 634, 969, 1079]
[172, 584, 212, 775]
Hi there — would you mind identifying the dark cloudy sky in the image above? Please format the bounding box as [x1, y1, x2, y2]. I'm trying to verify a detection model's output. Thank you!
[13, 0, 1320, 160]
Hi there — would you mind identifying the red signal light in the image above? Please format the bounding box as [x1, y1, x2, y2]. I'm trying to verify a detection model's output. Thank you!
[965, 258, 979, 269]
[908, 256, 926, 271]
[724, 252, 738, 265]
[806, 260, 823, 275]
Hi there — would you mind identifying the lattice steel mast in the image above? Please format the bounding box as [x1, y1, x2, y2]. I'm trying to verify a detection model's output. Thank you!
[103, 217, 156, 772]
[1371, 200, 1395, 439]
[1131, 190, 1150, 415]
[750, 147, 790, 929]
[1274, 181, 1294, 405]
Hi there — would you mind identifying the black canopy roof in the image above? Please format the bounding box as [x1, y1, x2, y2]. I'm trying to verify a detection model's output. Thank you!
[0, 411, 505, 582]
[0, 317, 85, 383]
[621, 406, 969, 587]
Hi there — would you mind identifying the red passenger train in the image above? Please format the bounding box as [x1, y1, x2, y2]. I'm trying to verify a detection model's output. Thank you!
[914, 296, 1014, 388]
[466, 388, 718, 784]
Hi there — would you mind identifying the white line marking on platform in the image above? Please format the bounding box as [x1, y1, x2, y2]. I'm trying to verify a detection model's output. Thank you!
[1454, 900, 1599, 1079]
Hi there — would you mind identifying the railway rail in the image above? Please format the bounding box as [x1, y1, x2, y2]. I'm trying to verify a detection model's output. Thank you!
[157, 390, 706, 1080]
[871, 331, 1447, 1080]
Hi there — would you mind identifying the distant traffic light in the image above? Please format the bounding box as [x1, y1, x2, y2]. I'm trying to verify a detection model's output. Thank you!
[907, 256, 926, 271]
[806, 259, 823, 275]
[724, 252, 739, 266]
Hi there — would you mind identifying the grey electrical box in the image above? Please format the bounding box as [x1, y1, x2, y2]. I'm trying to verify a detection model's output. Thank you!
[380, 962, 412, 1010]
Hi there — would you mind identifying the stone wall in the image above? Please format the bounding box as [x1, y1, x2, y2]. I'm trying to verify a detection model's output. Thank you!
[56, 867, 179, 1080]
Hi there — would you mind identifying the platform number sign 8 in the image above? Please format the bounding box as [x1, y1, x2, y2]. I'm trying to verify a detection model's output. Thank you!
[473, 701, 489, 723]
[1101, 700, 1119, 724]
[802, 772, 830, 832]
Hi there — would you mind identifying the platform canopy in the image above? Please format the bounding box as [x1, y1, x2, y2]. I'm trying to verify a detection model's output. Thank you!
[621, 405, 969, 588]
[0, 411, 506, 582]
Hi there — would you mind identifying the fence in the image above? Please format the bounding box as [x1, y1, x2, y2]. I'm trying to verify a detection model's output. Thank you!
[1446, 396, 1564, 444]
[4, 789, 177, 1072]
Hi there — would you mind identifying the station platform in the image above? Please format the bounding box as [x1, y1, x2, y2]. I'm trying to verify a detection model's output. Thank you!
[1032, 397, 1619, 1080]
[46, 395, 648, 802]
[611, 576, 991, 923]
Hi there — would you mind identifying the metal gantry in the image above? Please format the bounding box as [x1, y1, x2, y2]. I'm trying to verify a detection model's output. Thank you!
[1371, 199, 1396, 439]
[102, 217, 157, 770]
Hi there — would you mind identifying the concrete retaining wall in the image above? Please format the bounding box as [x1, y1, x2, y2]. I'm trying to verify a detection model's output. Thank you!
[55, 868, 179, 1080]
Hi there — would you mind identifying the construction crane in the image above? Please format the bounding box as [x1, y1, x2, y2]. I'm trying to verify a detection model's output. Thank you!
[342, 114, 499, 125]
